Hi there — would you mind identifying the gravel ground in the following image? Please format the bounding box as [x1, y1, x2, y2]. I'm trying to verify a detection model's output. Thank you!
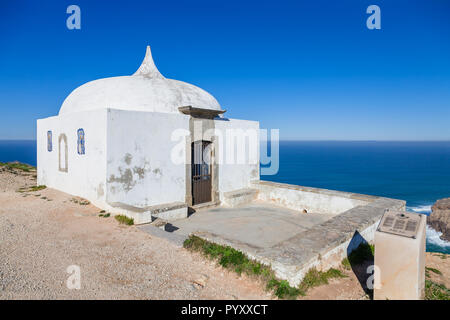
[0, 167, 270, 299]
[1, 166, 448, 300]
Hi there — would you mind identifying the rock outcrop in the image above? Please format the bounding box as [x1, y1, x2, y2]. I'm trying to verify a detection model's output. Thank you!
[430, 198, 450, 242]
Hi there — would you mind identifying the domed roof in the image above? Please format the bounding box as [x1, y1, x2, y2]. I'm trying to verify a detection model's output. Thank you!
[59, 46, 221, 115]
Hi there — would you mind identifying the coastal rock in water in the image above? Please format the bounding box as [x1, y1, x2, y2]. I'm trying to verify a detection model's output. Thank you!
[429, 198, 450, 242]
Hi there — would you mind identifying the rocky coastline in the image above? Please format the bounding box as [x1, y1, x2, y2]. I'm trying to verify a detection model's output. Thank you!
[430, 198, 450, 242]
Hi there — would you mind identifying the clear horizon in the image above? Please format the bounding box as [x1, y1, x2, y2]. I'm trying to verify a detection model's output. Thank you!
[1, 0, 449, 140]
[2, 139, 450, 142]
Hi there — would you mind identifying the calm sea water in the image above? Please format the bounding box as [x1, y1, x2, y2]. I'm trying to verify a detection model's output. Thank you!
[0, 140, 36, 166]
[1, 140, 449, 253]
[261, 141, 450, 254]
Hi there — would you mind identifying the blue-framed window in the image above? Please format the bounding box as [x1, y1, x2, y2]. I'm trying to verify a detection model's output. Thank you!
[47, 130, 52, 152]
[77, 128, 85, 155]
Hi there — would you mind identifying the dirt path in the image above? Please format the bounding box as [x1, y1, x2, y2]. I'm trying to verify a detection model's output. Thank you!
[1, 166, 448, 300]
[0, 167, 269, 299]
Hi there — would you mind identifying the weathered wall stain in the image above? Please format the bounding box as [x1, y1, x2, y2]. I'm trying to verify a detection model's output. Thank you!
[124, 153, 133, 165]
[97, 182, 104, 198]
[107, 155, 152, 193]
[108, 168, 135, 192]
[133, 166, 146, 179]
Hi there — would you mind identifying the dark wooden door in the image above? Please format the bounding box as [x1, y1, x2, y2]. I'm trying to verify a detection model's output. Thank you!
[192, 141, 212, 205]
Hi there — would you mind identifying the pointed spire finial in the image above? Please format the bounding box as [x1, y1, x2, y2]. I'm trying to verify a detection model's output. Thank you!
[133, 45, 164, 78]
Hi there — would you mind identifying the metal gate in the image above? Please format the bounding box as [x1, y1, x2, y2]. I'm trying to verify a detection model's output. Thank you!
[192, 141, 212, 205]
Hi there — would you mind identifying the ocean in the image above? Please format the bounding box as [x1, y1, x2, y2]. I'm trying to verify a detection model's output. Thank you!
[262, 141, 450, 254]
[1, 140, 449, 253]
[0, 140, 37, 166]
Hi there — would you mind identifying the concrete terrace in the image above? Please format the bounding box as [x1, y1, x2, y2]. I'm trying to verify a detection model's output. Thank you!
[172, 202, 335, 248]
[140, 180, 406, 286]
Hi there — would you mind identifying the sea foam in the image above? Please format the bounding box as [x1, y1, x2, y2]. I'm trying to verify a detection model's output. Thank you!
[407, 204, 449, 254]
[426, 225, 450, 251]
[408, 205, 432, 214]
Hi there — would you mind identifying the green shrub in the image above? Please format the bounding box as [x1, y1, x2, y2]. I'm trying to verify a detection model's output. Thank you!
[114, 214, 134, 225]
[268, 279, 303, 299]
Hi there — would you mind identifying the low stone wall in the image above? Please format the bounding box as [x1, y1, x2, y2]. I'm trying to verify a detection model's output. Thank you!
[105, 201, 188, 224]
[222, 188, 258, 207]
[194, 184, 406, 287]
[251, 180, 377, 215]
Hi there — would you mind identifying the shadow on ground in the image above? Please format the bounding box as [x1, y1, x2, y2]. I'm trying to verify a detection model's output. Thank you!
[346, 231, 375, 299]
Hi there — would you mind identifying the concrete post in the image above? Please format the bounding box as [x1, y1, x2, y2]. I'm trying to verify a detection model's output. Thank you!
[374, 210, 426, 300]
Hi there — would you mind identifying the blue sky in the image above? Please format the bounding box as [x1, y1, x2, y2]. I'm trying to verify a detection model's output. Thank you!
[0, 0, 449, 140]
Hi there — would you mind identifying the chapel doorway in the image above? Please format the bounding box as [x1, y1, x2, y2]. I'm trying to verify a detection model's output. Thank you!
[191, 141, 212, 205]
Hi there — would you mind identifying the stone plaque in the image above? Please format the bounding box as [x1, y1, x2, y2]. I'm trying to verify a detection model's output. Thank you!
[377, 210, 423, 239]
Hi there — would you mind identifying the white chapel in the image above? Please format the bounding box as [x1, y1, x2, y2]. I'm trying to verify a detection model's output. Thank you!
[37, 46, 260, 223]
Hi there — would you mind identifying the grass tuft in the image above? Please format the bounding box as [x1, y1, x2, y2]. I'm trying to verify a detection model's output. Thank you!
[70, 198, 90, 205]
[426, 267, 442, 276]
[16, 185, 46, 193]
[30, 185, 46, 192]
[114, 214, 134, 225]
[424, 262, 449, 300]
[298, 268, 347, 293]
[341, 258, 351, 270]
[268, 279, 303, 299]
[425, 280, 450, 300]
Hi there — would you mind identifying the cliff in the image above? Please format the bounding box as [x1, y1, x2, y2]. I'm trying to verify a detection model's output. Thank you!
[430, 198, 450, 242]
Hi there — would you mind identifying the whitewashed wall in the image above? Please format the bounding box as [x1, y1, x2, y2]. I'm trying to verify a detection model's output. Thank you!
[251, 180, 372, 215]
[37, 109, 260, 212]
[214, 118, 260, 197]
[37, 109, 108, 207]
[106, 109, 190, 208]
